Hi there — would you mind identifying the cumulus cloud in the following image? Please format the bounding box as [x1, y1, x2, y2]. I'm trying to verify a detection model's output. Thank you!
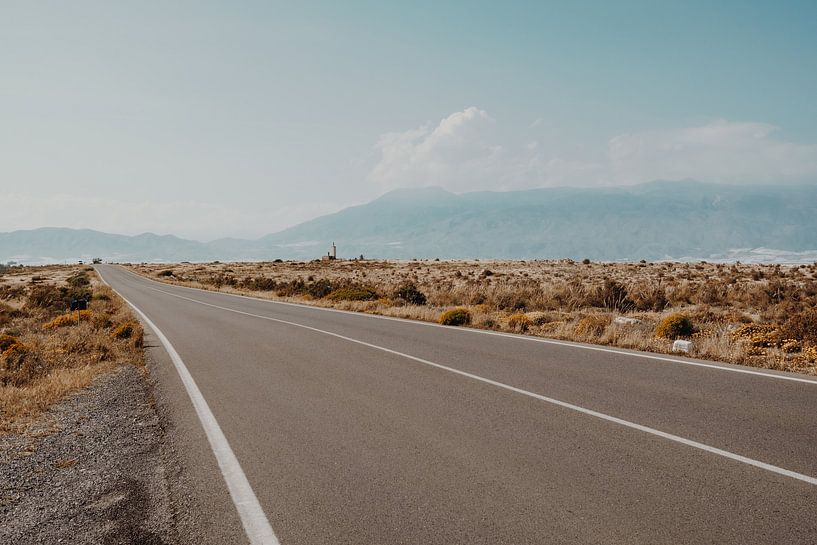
[369, 109, 817, 192]
[369, 107, 510, 192]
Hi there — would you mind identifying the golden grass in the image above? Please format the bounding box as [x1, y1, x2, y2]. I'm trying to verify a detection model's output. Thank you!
[43, 310, 92, 329]
[130, 259, 817, 375]
[0, 266, 144, 431]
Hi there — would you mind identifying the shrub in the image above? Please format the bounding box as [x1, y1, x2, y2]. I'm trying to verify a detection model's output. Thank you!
[0, 334, 19, 352]
[393, 281, 427, 305]
[693, 283, 728, 306]
[479, 318, 497, 329]
[575, 314, 611, 337]
[730, 323, 780, 348]
[210, 273, 236, 288]
[65, 286, 93, 305]
[157, 270, 174, 277]
[93, 312, 114, 330]
[44, 310, 92, 329]
[2, 340, 29, 369]
[307, 279, 334, 299]
[327, 287, 378, 302]
[656, 313, 695, 339]
[780, 309, 817, 345]
[524, 311, 551, 325]
[245, 276, 276, 291]
[276, 278, 307, 297]
[494, 292, 528, 311]
[66, 272, 90, 288]
[439, 308, 471, 326]
[595, 279, 635, 312]
[781, 339, 802, 353]
[27, 284, 66, 311]
[799, 345, 817, 364]
[629, 283, 668, 311]
[111, 321, 139, 340]
[508, 313, 532, 332]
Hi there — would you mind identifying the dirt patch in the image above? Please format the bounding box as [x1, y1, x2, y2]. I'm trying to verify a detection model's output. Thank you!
[0, 365, 175, 544]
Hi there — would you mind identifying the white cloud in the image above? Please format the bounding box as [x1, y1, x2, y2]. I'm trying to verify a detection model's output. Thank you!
[369, 107, 509, 192]
[0, 193, 343, 241]
[607, 120, 817, 184]
[369, 109, 817, 192]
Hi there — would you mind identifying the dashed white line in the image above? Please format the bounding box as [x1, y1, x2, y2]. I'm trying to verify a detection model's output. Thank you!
[142, 282, 817, 487]
[116, 265, 817, 386]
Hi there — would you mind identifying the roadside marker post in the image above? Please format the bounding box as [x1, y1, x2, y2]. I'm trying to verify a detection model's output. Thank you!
[70, 298, 88, 325]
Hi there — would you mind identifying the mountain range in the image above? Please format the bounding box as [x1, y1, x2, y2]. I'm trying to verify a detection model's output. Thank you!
[3, 181, 817, 264]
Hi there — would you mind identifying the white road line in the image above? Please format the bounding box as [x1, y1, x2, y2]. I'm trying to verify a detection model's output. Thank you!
[117, 266, 817, 386]
[143, 282, 817, 487]
[96, 268, 280, 545]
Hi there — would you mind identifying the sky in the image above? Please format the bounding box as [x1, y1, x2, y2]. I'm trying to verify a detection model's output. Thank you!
[2, 0, 816, 240]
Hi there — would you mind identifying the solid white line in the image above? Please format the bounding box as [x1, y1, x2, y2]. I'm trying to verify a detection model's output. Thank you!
[144, 283, 817, 487]
[96, 268, 280, 545]
[117, 266, 817, 386]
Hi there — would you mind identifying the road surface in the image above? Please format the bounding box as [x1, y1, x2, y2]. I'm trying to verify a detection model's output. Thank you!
[97, 265, 817, 545]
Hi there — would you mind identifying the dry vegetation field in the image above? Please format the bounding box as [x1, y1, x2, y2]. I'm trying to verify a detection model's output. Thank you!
[0, 265, 144, 431]
[132, 259, 817, 376]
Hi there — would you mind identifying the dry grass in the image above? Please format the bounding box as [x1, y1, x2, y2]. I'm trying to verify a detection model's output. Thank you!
[0, 265, 144, 431]
[130, 259, 817, 375]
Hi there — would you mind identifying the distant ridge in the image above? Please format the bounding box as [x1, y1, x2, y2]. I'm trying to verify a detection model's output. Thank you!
[2, 181, 817, 264]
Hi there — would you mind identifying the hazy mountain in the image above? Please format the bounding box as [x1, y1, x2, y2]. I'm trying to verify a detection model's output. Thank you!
[259, 181, 817, 261]
[0, 227, 216, 264]
[2, 181, 817, 264]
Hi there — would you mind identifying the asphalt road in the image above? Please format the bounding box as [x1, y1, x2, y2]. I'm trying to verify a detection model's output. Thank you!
[97, 264, 817, 545]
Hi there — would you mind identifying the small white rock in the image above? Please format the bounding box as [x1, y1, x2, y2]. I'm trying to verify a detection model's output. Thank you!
[614, 316, 640, 325]
[672, 340, 693, 353]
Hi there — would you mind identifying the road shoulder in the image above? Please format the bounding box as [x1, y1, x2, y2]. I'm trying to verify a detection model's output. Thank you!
[0, 323, 247, 545]
[0, 363, 175, 544]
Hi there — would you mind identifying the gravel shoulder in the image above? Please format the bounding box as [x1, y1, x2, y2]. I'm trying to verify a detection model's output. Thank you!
[0, 363, 191, 545]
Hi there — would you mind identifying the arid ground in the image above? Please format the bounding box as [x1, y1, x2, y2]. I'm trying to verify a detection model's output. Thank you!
[0, 266, 186, 545]
[0, 264, 144, 430]
[131, 259, 817, 376]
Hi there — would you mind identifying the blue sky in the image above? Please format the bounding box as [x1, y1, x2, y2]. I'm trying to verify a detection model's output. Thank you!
[2, 1, 816, 239]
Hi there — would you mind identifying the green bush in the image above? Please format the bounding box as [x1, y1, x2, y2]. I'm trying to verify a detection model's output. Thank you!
[479, 318, 497, 329]
[307, 279, 334, 298]
[66, 272, 90, 288]
[656, 313, 695, 339]
[439, 308, 471, 326]
[276, 278, 307, 297]
[243, 276, 276, 291]
[393, 281, 427, 305]
[327, 287, 378, 302]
